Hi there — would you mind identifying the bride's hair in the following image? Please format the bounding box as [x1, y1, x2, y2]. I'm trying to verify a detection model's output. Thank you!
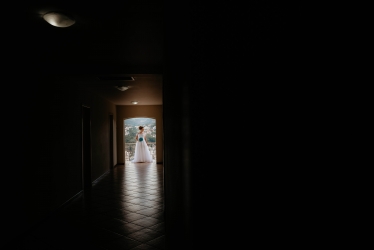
[138, 126, 144, 130]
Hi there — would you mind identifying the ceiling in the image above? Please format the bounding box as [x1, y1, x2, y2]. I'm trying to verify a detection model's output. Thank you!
[16, 0, 163, 105]
[72, 74, 163, 106]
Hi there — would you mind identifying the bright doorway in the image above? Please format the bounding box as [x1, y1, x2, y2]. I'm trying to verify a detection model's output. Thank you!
[124, 117, 156, 163]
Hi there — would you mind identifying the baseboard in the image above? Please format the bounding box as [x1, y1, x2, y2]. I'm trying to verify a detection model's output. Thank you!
[92, 168, 114, 184]
[60, 190, 84, 207]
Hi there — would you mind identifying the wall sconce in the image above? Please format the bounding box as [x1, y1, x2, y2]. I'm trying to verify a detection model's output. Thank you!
[43, 11, 76, 28]
[131, 101, 138, 105]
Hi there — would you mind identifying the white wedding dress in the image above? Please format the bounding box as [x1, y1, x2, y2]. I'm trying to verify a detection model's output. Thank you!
[132, 132, 153, 163]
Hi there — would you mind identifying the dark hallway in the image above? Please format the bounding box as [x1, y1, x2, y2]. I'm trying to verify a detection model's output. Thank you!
[2, 1, 304, 249]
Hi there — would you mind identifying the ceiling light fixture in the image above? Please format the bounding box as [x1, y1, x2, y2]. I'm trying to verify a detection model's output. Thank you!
[131, 101, 138, 105]
[115, 86, 129, 91]
[43, 11, 76, 28]
[98, 76, 135, 81]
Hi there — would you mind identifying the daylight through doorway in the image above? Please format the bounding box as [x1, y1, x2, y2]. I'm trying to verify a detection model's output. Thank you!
[124, 117, 156, 164]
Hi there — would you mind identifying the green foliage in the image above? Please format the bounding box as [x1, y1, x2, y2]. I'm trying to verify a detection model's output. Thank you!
[146, 135, 155, 143]
[124, 118, 156, 143]
[125, 126, 138, 143]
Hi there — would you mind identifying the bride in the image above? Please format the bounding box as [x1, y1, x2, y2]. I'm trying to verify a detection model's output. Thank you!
[132, 126, 153, 163]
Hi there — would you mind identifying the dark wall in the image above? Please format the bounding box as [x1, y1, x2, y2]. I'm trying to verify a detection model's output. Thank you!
[2, 72, 116, 244]
[164, 1, 305, 249]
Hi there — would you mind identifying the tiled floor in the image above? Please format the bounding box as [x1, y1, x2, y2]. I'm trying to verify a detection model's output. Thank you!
[15, 162, 165, 250]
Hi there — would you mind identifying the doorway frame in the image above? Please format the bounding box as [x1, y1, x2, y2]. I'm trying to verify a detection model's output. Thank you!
[124, 117, 157, 164]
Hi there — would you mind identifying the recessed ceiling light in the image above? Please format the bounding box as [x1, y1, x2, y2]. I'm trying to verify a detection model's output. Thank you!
[131, 101, 138, 104]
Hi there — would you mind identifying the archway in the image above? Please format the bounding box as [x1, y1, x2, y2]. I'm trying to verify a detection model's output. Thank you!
[124, 117, 157, 163]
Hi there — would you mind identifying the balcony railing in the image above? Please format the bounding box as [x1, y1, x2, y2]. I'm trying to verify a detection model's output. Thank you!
[125, 142, 156, 162]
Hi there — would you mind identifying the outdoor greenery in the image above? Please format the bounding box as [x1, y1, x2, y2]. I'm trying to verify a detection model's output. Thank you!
[124, 118, 156, 143]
